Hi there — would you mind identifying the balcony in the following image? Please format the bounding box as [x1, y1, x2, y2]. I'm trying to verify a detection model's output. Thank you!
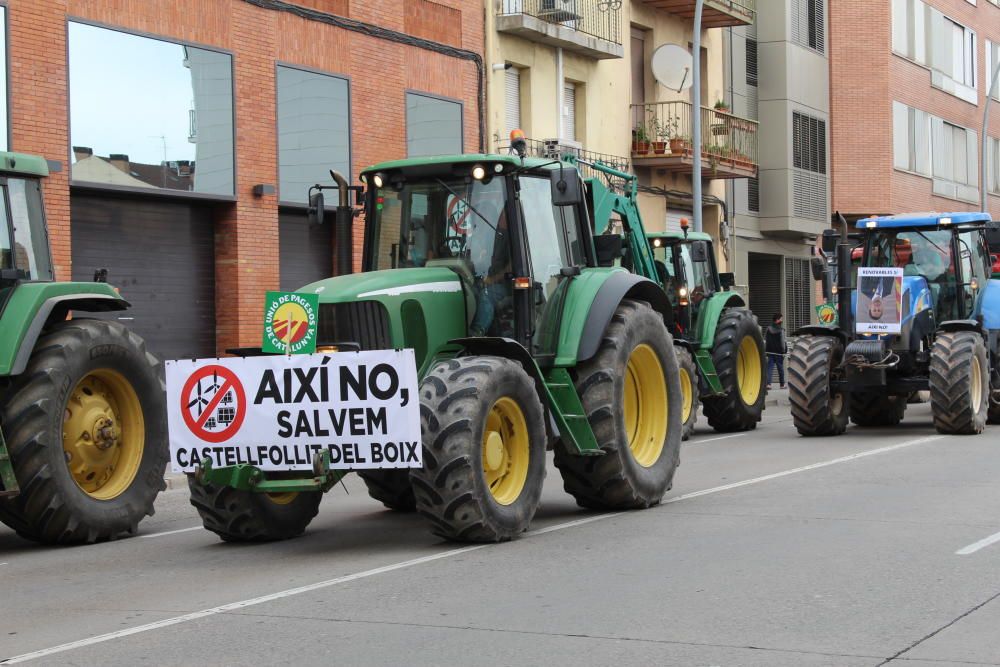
[635, 0, 755, 28]
[496, 0, 623, 60]
[498, 137, 631, 185]
[630, 101, 758, 179]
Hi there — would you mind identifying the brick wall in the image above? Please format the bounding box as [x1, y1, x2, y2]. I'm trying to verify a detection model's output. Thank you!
[830, 0, 1000, 219]
[6, 0, 483, 354]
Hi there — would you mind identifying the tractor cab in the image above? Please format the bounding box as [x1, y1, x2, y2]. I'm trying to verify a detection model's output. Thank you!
[646, 230, 726, 338]
[0, 152, 54, 290]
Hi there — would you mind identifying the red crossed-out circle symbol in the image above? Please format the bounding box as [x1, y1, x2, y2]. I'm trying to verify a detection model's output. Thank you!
[181, 365, 247, 443]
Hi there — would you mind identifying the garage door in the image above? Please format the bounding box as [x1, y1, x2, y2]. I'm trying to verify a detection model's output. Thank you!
[71, 194, 216, 361]
[279, 209, 333, 291]
[747, 252, 782, 325]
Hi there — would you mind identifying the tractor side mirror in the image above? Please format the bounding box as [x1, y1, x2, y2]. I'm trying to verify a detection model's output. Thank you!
[821, 230, 839, 254]
[550, 167, 582, 207]
[719, 272, 736, 290]
[690, 240, 709, 262]
[308, 191, 325, 226]
[810, 255, 827, 281]
[594, 234, 624, 267]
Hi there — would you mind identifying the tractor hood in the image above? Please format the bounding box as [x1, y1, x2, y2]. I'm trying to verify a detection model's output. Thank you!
[299, 267, 463, 304]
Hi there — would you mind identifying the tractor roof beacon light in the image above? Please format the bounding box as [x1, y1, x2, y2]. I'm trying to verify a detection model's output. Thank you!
[680, 217, 690, 238]
[510, 129, 527, 159]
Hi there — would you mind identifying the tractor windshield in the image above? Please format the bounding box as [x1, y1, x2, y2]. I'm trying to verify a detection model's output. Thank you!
[865, 228, 955, 318]
[368, 177, 508, 280]
[0, 178, 53, 280]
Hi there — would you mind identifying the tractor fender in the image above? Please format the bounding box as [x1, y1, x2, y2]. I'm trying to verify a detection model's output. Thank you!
[980, 279, 1000, 331]
[694, 291, 748, 350]
[793, 324, 849, 344]
[9, 293, 128, 376]
[936, 319, 984, 336]
[572, 271, 671, 364]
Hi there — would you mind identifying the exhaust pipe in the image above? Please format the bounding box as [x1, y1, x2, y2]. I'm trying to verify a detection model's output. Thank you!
[329, 169, 352, 276]
[835, 211, 853, 336]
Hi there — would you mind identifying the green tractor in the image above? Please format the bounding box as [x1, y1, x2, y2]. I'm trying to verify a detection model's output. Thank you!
[0, 151, 167, 544]
[188, 150, 684, 543]
[571, 159, 766, 439]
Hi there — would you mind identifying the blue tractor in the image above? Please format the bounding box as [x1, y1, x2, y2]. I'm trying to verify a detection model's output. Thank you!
[789, 212, 1000, 435]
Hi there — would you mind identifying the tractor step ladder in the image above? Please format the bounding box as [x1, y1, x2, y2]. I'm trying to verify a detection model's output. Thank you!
[0, 427, 19, 498]
[543, 368, 603, 456]
[694, 349, 725, 396]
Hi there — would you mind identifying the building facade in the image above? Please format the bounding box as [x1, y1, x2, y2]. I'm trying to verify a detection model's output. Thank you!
[724, 0, 829, 333]
[485, 0, 758, 270]
[830, 0, 1000, 221]
[5, 0, 483, 360]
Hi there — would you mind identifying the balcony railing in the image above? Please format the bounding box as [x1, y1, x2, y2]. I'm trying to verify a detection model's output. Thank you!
[497, 0, 623, 59]
[630, 101, 758, 179]
[498, 137, 631, 187]
[634, 0, 755, 28]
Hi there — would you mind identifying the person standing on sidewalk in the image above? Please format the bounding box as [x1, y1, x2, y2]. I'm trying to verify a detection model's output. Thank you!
[765, 313, 787, 389]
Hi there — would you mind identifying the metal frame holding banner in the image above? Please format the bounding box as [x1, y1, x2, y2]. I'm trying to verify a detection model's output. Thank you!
[855, 267, 904, 334]
[167, 351, 421, 473]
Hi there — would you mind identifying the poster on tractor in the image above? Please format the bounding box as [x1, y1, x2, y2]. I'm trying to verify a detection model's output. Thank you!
[165, 350, 421, 472]
[262, 291, 319, 355]
[855, 267, 904, 334]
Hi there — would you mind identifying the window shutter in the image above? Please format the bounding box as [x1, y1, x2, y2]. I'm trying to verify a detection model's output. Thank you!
[747, 177, 760, 213]
[563, 82, 576, 141]
[505, 67, 521, 137]
[745, 38, 758, 87]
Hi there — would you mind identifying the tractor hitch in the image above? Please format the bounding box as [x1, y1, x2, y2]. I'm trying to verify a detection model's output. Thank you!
[193, 450, 345, 494]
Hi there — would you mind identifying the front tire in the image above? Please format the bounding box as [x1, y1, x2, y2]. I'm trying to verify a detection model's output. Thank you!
[357, 470, 416, 511]
[701, 309, 766, 432]
[553, 299, 681, 509]
[929, 331, 988, 435]
[788, 335, 849, 436]
[188, 479, 322, 542]
[410, 356, 547, 543]
[676, 346, 699, 441]
[0, 319, 167, 544]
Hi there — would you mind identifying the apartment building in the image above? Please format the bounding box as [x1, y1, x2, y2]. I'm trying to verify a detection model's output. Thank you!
[724, 0, 830, 331]
[830, 0, 1000, 221]
[4, 0, 483, 360]
[485, 0, 758, 266]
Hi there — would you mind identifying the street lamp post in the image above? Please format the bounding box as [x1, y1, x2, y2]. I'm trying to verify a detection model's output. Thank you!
[982, 60, 1000, 214]
[692, 0, 704, 232]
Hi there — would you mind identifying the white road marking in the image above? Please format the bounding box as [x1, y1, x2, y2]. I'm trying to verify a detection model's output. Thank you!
[0, 433, 944, 665]
[955, 530, 1000, 555]
[685, 433, 748, 445]
[138, 526, 204, 540]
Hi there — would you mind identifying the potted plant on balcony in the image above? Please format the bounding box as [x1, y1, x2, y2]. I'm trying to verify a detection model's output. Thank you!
[666, 117, 687, 154]
[713, 99, 731, 113]
[647, 114, 669, 155]
[632, 124, 651, 155]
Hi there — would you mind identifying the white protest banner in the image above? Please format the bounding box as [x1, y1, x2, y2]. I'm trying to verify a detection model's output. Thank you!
[856, 267, 904, 334]
[166, 350, 421, 473]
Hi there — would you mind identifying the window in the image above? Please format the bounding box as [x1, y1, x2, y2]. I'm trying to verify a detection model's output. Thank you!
[988, 136, 1000, 195]
[931, 117, 978, 201]
[792, 0, 824, 54]
[276, 66, 350, 205]
[747, 177, 760, 213]
[892, 1, 977, 103]
[892, 102, 931, 176]
[68, 22, 234, 196]
[505, 67, 521, 137]
[405, 92, 463, 157]
[562, 82, 576, 142]
[746, 38, 758, 87]
[792, 112, 826, 174]
[988, 41, 1000, 102]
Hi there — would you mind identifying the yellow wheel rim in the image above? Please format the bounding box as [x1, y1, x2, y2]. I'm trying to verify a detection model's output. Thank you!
[482, 397, 530, 506]
[680, 365, 693, 424]
[266, 492, 299, 505]
[62, 370, 144, 501]
[971, 355, 983, 413]
[736, 336, 763, 405]
[623, 344, 668, 468]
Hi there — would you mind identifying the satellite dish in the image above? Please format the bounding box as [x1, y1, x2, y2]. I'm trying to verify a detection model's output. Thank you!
[650, 44, 694, 93]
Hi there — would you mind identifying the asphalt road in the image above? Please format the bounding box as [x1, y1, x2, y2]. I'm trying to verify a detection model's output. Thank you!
[2, 399, 999, 666]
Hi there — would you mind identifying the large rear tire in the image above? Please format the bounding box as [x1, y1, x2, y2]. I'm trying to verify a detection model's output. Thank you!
[849, 392, 907, 427]
[357, 470, 415, 511]
[675, 346, 699, 441]
[701, 309, 766, 432]
[788, 335, 849, 436]
[553, 299, 681, 509]
[188, 479, 322, 542]
[0, 319, 167, 544]
[929, 331, 988, 435]
[410, 356, 547, 543]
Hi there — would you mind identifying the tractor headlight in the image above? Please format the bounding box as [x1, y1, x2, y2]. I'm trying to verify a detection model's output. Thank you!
[373, 172, 386, 188]
[679, 286, 688, 297]
[471, 165, 486, 181]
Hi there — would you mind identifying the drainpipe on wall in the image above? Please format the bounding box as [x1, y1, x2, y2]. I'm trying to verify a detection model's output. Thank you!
[692, 0, 704, 233]
[981, 60, 1000, 214]
[557, 47, 565, 140]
